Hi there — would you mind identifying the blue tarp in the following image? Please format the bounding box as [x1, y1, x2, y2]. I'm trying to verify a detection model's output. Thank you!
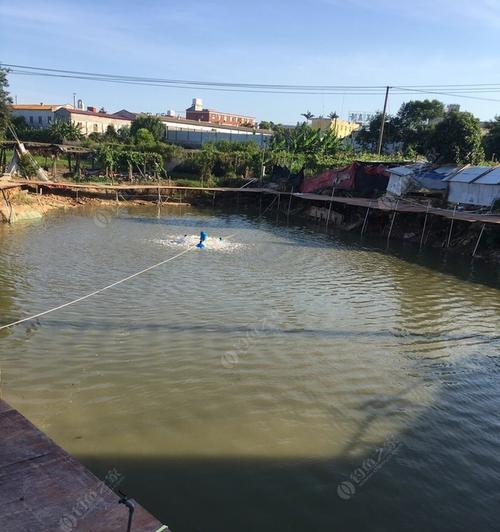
[414, 169, 449, 191]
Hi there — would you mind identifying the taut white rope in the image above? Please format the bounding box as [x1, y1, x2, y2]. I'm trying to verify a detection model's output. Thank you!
[0, 247, 193, 332]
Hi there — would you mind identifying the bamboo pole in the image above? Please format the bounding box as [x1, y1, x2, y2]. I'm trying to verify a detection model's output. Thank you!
[1, 189, 13, 224]
[472, 224, 486, 257]
[325, 187, 336, 230]
[419, 201, 431, 250]
[361, 201, 371, 236]
[286, 189, 293, 225]
[446, 205, 457, 248]
[386, 200, 399, 247]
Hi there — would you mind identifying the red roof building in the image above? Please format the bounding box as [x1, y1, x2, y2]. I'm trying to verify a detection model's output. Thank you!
[185, 98, 256, 127]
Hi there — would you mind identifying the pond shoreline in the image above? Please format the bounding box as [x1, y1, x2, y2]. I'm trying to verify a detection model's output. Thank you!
[2, 182, 499, 265]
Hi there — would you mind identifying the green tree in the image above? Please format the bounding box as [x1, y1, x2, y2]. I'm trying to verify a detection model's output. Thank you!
[301, 111, 315, 122]
[396, 99, 445, 153]
[0, 67, 13, 139]
[269, 122, 341, 173]
[104, 124, 117, 139]
[48, 120, 84, 143]
[130, 114, 164, 141]
[259, 120, 273, 130]
[356, 112, 399, 152]
[431, 111, 484, 164]
[483, 116, 500, 161]
[117, 126, 131, 142]
[134, 128, 155, 147]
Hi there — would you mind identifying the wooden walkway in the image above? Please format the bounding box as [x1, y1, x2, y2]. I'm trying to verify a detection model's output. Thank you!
[0, 181, 23, 191]
[9, 180, 500, 226]
[0, 400, 169, 532]
[292, 193, 500, 225]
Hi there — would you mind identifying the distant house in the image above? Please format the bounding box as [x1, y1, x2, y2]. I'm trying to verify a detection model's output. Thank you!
[9, 103, 73, 128]
[310, 117, 360, 139]
[185, 98, 256, 127]
[54, 107, 132, 136]
[111, 109, 138, 120]
[159, 114, 271, 148]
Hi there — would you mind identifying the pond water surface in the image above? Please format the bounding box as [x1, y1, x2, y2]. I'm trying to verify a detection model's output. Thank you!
[0, 205, 499, 532]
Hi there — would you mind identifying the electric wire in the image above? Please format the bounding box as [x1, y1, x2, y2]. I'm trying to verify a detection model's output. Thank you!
[4, 63, 500, 102]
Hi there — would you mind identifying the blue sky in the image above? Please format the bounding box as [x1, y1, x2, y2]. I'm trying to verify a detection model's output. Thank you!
[2, 0, 500, 123]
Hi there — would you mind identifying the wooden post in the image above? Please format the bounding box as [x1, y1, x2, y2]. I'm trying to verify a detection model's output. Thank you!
[212, 191, 216, 209]
[286, 189, 293, 225]
[472, 224, 486, 257]
[377, 86, 390, 156]
[325, 187, 336, 230]
[276, 193, 281, 223]
[419, 201, 431, 250]
[1, 189, 13, 224]
[361, 201, 371, 236]
[446, 205, 457, 248]
[52, 155, 57, 179]
[386, 200, 399, 247]
[259, 192, 263, 216]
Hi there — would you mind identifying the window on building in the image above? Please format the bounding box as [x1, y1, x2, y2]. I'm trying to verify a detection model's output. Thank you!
[93, 124, 98, 132]
[29, 116, 33, 124]
[38, 116, 43, 124]
[47, 116, 52, 123]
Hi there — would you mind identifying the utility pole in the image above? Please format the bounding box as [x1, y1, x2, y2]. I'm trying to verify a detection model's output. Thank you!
[377, 86, 390, 156]
[73, 92, 76, 108]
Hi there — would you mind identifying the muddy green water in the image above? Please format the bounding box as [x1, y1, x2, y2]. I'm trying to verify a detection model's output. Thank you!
[0, 205, 499, 532]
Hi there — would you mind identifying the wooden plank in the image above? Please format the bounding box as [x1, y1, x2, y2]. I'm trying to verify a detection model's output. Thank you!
[11, 180, 500, 225]
[0, 401, 168, 532]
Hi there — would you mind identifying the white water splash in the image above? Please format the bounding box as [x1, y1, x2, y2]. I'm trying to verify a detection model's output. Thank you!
[153, 234, 244, 252]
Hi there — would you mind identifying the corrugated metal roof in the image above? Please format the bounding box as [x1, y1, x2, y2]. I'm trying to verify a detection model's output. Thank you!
[445, 166, 493, 183]
[388, 163, 427, 177]
[433, 165, 461, 177]
[474, 167, 500, 185]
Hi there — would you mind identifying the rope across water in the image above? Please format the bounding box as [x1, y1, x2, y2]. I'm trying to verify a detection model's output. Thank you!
[0, 229, 240, 332]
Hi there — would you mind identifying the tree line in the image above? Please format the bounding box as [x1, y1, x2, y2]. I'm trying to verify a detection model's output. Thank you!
[355, 99, 494, 165]
[2, 67, 500, 182]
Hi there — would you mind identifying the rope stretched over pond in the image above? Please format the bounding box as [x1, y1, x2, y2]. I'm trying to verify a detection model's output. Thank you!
[0, 247, 194, 332]
[0, 192, 287, 333]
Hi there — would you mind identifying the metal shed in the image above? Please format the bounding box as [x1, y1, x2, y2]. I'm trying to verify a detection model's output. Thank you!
[386, 164, 427, 196]
[446, 166, 500, 206]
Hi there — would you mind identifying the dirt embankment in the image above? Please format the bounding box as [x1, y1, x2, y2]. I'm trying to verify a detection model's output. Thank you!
[0, 188, 119, 223]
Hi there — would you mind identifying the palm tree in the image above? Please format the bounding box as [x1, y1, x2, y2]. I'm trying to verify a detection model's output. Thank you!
[328, 111, 339, 133]
[301, 111, 315, 122]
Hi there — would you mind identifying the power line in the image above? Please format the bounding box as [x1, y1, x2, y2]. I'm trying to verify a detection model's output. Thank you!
[4, 63, 500, 102]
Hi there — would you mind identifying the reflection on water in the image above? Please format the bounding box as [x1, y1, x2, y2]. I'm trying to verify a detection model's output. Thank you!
[0, 205, 499, 532]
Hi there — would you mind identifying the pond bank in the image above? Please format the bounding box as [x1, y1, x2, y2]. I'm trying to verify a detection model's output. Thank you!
[3, 181, 499, 264]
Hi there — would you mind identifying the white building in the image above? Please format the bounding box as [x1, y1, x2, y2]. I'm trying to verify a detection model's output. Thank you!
[9, 104, 73, 128]
[159, 115, 272, 147]
[54, 107, 131, 136]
